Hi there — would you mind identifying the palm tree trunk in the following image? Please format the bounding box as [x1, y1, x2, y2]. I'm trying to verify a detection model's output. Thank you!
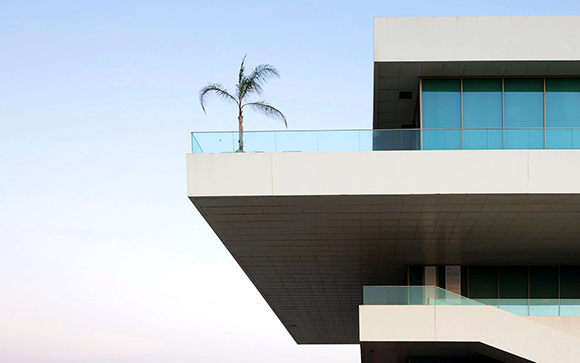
[238, 113, 244, 152]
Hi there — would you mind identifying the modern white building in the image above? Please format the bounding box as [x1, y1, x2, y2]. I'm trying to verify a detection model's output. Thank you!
[188, 16, 580, 363]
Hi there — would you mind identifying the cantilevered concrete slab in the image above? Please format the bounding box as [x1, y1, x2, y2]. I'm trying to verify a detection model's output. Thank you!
[187, 150, 580, 344]
[360, 305, 580, 362]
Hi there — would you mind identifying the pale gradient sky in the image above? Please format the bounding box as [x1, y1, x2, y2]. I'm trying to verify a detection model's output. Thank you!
[1, 1, 580, 362]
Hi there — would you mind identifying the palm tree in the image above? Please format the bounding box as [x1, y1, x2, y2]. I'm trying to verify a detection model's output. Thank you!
[199, 56, 287, 152]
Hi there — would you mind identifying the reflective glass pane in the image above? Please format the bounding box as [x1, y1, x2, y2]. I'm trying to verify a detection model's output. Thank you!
[463, 79, 502, 128]
[504, 79, 544, 128]
[546, 78, 580, 128]
[422, 79, 461, 129]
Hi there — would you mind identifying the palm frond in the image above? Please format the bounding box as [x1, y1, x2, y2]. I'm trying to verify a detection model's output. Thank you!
[240, 64, 280, 99]
[238, 55, 247, 89]
[243, 101, 287, 128]
[249, 64, 280, 86]
[199, 83, 238, 113]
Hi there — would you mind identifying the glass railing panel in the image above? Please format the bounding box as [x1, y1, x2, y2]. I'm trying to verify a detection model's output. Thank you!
[546, 129, 573, 149]
[486, 129, 503, 149]
[373, 129, 404, 150]
[573, 129, 580, 149]
[422, 129, 461, 150]
[375, 129, 421, 151]
[529, 299, 559, 316]
[474, 299, 499, 308]
[359, 130, 373, 151]
[401, 129, 421, 150]
[463, 129, 487, 150]
[498, 299, 530, 316]
[193, 132, 236, 153]
[275, 130, 318, 152]
[434, 288, 483, 306]
[242, 131, 276, 152]
[192, 128, 580, 153]
[363, 287, 580, 316]
[317, 130, 360, 152]
[505, 129, 544, 149]
[560, 300, 580, 316]
[192, 133, 204, 153]
[363, 286, 387, 305]
[362, 286, 483, 306]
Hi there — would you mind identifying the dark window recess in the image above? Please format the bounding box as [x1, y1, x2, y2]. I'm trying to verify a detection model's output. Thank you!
[461, 266, 469, 296]
[560, 266, 580, 299]
[469, 266, 498, 299]
[499, 266, 528, 299]
[408, 265, 423, 286]
[399, 91, 413, 99]
[438, 266, 446, 289]
[530, 266, 559, 299]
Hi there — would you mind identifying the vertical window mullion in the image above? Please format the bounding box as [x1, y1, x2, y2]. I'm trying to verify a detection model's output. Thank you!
[460, 78, 464, 149]
[419, 78, 423, 150]
[502, 78, 505, 149]
[544, 77, 547, 149]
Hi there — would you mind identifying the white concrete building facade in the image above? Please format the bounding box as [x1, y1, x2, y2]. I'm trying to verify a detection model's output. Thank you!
[189, 16, 580, 363]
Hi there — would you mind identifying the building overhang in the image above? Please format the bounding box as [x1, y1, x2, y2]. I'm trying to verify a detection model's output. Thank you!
[373, 16, 580, 129]
[188, 150, 580, 344]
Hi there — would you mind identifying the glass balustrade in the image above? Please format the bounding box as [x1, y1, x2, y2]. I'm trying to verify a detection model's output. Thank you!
[191, 128, 580, 153]
[363, 286, 484, 306]
[363, 286, 580, 317]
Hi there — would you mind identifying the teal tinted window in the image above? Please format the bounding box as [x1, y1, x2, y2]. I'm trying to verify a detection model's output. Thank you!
[463, 79, 503, 149]
[499, 266, 528, 299]
[530, 266, 558, 299]
[546, 79, 580, 148]
[422, 79, 461, 150]
[468, 266, 498, 299]
[504, 79, 544, 149]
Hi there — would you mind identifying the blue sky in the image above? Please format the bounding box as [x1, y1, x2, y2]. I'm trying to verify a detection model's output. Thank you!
[1, 1, 580, 362]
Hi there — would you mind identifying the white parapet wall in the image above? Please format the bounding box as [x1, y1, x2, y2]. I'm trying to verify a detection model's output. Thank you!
[187, 150, 580, 197]
[360, 305, 580, 363]
[374, 16, 580, 62]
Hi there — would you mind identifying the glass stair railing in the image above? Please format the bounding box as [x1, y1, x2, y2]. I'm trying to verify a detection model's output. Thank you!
[363, 286, 580, 317]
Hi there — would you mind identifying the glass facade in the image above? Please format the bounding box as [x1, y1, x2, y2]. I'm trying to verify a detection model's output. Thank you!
[504, 78, 544, 148]
[421, 78, 580, 150]
[421, 79, 462, 149]
[546, 78, 580, 148]
[407, 265, 580, 317]
[463, 79, 503, 149]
